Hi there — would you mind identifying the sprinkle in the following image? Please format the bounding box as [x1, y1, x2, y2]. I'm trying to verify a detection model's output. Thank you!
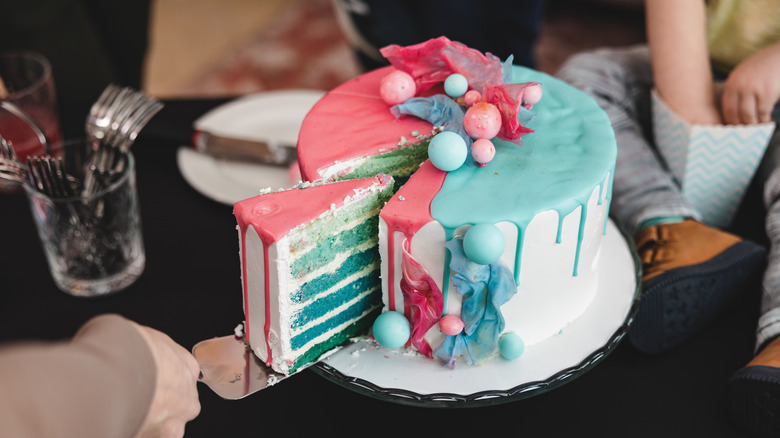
[399, 196, 405, 201]
[411, 130, 419, 137]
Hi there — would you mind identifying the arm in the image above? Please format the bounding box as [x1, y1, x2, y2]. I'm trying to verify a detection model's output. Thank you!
[646, 0, 722, 125]
[0, 314, 200, 438]
[721, 40, 780, 125]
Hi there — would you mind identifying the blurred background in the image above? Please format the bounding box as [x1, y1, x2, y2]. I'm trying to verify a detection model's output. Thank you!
[0, 0, 646, 138]
[144, 0, 646, 98]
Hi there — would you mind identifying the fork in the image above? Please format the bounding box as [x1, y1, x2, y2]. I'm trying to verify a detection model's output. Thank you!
[0, 134, 28, 185]
[82, 85, 163, 196]
[85, 84, 163, 150]
[27, 155, 78, 198]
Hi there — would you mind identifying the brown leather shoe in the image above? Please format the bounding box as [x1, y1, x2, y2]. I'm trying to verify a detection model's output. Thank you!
[726, 336, 780, 437]
[629, 219, 765, 354]
[636, 219, 742, 282]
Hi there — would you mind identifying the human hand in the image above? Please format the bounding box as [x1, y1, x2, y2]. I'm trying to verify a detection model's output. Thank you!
[721, 41, 780, 125]
[133, 324, 201, 438]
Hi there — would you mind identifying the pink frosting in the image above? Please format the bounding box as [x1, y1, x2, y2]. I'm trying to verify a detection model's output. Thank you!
[297, 68, 434, 182]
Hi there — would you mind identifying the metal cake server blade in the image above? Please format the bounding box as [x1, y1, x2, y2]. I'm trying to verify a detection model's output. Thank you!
[192, 335, 288, 400]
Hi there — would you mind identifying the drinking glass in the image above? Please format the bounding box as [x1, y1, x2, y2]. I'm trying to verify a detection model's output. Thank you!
[0, 51, 63, 193]
[24, 140, 145, 297]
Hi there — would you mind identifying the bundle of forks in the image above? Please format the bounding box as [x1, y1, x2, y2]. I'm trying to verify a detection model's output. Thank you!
[0, 84, 163, 198]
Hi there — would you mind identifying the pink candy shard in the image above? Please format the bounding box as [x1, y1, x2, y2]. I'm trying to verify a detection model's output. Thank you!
[381, 37, 541, 144]
[399, 237, 444, 358]
[484, 82, 539, 141]
[380, 36, 505, 95]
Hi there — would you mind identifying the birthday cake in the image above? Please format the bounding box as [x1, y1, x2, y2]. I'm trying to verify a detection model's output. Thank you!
[237, 37, 617, 373]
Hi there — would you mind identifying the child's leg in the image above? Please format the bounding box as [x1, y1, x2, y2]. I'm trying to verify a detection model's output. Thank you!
[557, 46, 765, 354]
[726, 111, 780, 434]
[556, 45, 699, 235]
[753, 105, 780, 352]
[758, 168, 780, 351]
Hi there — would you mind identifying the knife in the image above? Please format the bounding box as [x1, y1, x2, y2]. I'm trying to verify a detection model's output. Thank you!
[192, 130, 298, 166]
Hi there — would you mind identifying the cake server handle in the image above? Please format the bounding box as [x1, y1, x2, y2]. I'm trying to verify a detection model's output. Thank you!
[192, 334, 288, 400]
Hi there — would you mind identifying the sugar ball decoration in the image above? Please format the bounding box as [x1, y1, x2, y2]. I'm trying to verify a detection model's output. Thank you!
[379, 69, 416, 106]
[499, 332, 525, 360]
[471, 138, 495, 166]
[373, 311, 411, 349]
[463, 223, 505, 265]
[428, 131, 468, 172]
[522, 83, 543, 107]
[464, 102, 502, 140]
[463, 90, 482, 106]
[444, 73, 468, 98]
[439, 314, 465, 336]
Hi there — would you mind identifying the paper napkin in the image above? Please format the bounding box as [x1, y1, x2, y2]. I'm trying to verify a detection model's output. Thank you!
[651, 89, 776, 227]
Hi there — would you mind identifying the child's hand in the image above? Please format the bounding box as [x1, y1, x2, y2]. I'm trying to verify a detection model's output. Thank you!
[721, 41, 780, 125]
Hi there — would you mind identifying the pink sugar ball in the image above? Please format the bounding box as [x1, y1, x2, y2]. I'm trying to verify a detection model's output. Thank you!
[379, 70, 416, 105]
[523, 83, 543, 107]
[464, 102, 501, 140]
[471, 138, 496, 166]
[439, 314, 465, 336]
[463, 90, 482, 106]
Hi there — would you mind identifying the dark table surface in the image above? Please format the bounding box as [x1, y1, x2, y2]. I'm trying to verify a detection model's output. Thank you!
[0, 98, 765, 437]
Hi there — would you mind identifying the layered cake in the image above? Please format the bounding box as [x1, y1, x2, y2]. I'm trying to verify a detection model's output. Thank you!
[238, 37, 617, 373]
[234, 175, 394, 374]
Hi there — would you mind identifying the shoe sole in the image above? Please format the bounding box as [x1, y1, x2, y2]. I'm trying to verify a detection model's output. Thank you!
[726, 365, 780, 437]
[629, 240, 765, 354]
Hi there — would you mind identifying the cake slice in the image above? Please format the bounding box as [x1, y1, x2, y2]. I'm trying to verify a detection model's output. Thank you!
[234, 175, 395, 375]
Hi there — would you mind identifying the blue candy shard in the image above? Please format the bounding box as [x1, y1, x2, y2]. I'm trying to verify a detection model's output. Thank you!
[434, 237, 516, 366]
[390, 95, 471, 146]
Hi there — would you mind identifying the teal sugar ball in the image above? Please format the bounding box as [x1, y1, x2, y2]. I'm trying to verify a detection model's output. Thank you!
[444, 73, 468, 97]
[463, 223, 505, 265]
[428, 131, 468, 172]
[373, 311, 411, 349]
[499, 332, 525, 360]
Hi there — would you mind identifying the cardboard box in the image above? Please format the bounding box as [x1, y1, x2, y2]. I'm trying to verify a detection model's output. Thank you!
[651, 89, 776, 227]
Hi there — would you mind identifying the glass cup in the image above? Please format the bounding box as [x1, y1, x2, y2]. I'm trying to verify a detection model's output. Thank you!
[23, 140, 145, 297]
[0, 51, 63, 194]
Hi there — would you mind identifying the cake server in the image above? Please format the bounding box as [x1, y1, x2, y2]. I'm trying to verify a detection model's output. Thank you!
[191, 130, 297, 166]
[193, 334, 288, 400]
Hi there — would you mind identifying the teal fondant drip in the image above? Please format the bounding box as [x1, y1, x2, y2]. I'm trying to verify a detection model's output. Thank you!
[430, 66, 616, 293]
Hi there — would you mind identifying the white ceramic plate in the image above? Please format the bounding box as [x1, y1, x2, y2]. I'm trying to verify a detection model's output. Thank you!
[312, 219, 640, 407]
[177, 90, 325, 205]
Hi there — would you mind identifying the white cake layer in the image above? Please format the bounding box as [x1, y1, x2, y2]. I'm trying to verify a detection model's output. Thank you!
[241, 225, 289, 373]
[241, 220, 382, 375]
[379, 175, 610, 349]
